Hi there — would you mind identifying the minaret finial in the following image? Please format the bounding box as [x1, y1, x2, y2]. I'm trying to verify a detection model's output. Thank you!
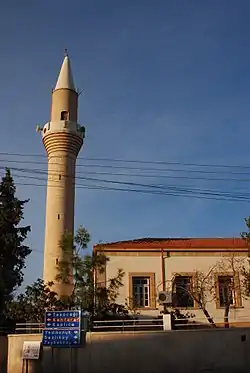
[64, 48, 68, 57]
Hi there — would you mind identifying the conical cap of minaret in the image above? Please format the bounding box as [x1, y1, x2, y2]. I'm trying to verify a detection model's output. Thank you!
[54, 51, 76, 91]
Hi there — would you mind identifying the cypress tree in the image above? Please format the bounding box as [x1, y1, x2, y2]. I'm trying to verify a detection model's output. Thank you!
[0, 168, 31, 323]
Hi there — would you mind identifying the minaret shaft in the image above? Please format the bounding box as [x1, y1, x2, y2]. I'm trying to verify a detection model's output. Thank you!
[41, 54, 84, 297]
[43, 153, 76, 295]
[51, 89, 78, 122]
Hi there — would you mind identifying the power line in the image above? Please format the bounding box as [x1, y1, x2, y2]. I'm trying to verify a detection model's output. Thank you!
[1, 166, 248, 196]
[1, 155, 250, 202]
[1, 169, 250, 203]
[2, 159, 250, 183]
[4, 165, 250, 198]
[2, 165, 250, 198]
[1, 151, 250, 170]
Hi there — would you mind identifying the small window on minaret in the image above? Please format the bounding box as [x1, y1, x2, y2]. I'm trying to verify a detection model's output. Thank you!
[57, 214, 60, 220]
[61, 111, 69, 120]
[59, 174, 61, 180]
[56, 258, 59, 265]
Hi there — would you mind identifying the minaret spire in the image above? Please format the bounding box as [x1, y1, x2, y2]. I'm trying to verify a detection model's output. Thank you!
[54, 50, 76, 92]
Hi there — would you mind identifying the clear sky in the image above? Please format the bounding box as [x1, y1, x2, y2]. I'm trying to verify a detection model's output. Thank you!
[1, 0, 250, 287]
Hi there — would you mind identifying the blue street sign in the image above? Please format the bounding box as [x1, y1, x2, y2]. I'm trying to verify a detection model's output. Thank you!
[44, 310, 81, 329]
[42, 310, 82, 347]
[42, 329, 81, 347]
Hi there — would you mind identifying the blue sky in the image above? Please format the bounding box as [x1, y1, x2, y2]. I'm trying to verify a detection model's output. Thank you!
[1, 0, 250, 287]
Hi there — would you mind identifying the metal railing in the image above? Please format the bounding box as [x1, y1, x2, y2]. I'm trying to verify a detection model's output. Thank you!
[91, 318, 163, 332]
[15, 323, 44, 334]
[173, 315, 250, 329]
[14, 319, 164, 333]
[13, 315, 250, 334]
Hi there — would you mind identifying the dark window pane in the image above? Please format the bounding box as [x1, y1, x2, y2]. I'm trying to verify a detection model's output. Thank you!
[218, 276, 233, 307]
[174, 276, 194, 307]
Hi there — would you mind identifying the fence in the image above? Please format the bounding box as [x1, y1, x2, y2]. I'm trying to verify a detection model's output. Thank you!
[14, 314, 250, 334]
[14, 319, 163, 333]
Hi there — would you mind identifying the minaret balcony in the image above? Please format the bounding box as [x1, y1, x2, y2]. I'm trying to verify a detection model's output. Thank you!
[41, 121, 85, 139]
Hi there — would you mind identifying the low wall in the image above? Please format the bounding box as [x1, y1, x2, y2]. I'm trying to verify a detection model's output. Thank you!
[8, 328, 250, 373]
[0, 336, 8, 373]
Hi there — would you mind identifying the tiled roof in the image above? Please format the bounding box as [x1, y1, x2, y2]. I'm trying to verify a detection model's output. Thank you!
[93, 237, 248, 251]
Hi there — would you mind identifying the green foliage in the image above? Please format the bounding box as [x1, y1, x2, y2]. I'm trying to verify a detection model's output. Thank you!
[56, 226, 125, 318]
[7, 279, 62, 323]
[241, 217, 250, 296]
[241, 266, 250, 297]
[124, 297, 141, 318]
[0, 168, 31, 323]
[94, 268, 125, 319]
[241, 217, 250, 243]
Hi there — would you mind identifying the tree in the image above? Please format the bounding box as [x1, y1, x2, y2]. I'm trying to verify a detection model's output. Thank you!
[165, 218, 250, 329]
[56, 226, 125, 319]
[215, 254, 245, 328]
[241, 217, 250, 297]
[171, 269, 217, 328]
[241, 217, 250, 246]
[171, 250, 250, 329]
[7, 279, 62, 324]
[94, 268, 125, 319]
[183, 217, 250, 328]
[0, 169, 31, 324]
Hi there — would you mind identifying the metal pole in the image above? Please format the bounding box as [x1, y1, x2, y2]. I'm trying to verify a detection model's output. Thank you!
[51, 348, 55, 373]
[27, 360, 40, 373]
[69, 348, 72, 373]
[161, 248, 169, 314]
[73, 348, 77, 373]
[161, 248, 166, 291]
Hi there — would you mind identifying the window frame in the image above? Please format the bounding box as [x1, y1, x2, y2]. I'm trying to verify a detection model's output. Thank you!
[215, 271, 242, 309]
[172, 272, 196, 309]
[129, 272, 156, 310]
[132, 276, 150, 308]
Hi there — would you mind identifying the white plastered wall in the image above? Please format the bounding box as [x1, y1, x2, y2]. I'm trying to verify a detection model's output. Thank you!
[106, 253, 250, 322]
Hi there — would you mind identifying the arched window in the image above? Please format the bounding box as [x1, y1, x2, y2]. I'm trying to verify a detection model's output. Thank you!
[61, 111, 69, 120]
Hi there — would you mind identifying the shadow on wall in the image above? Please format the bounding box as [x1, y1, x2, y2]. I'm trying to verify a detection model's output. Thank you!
[79, 329, 250, 373]
[8, 329, 250, 373]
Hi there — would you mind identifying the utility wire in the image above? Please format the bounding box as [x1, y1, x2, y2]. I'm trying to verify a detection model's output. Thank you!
[0, 166, 248, 195]
[1, 151, 250, 170]
[1, 157, 250, 176]
[3, 165, 250, 197]
[2, 159, 250, 183]
[2, 153, 249, 255]
[1, 155, 250, 202]
[11, 180, 250, 202]
[1, 169, 250, 203]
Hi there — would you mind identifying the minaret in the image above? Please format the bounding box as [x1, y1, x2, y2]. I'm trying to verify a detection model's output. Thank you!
[38, 51, 85, 297]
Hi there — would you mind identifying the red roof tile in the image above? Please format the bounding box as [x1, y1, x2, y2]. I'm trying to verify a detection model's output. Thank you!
[94, 237, 248, 252]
